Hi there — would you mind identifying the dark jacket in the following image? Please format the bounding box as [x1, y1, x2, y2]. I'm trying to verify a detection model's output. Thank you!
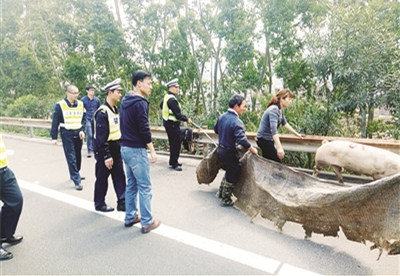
[214, 109, 251, 149]
[81, 95, 101, 121]
[120, 93, 152, 148]
[93, 102, 121, 160]
[50, 98, 87, 140]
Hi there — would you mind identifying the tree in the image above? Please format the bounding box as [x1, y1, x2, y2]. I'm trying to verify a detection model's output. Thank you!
[306, 0, 400, 137]
[251, 0, 318, 94]
[6, 95, 52, 119]
[1, 0, 133, 118]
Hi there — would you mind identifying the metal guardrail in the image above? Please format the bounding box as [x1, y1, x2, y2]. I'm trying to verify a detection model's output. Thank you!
[1, 116, 399, 154]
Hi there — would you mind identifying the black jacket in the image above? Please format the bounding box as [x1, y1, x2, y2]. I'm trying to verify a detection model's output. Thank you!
[159, 92, 188, 122]
[93, 102, 121, 160]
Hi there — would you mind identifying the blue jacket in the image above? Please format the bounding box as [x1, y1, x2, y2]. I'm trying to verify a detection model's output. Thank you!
[120, 93, 152, 148]
[214, 109, 251, 149]
[81, 95, 101, 121]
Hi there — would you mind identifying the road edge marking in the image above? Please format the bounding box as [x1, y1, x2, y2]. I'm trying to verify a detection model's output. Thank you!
[18, 179, 320, 275]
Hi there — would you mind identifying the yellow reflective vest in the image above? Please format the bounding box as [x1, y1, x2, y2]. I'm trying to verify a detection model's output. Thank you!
[162, 94, 180, 122]
[0, 134, 8, 168]
[95, 105, 121, 141]
[58, 100, 84, 130]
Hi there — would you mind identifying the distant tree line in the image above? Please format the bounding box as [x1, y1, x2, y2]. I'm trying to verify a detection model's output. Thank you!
[1, 0, 399, 140]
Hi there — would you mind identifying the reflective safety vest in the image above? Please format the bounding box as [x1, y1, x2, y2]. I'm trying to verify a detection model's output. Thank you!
[58, 100, 84, 130]
[95, 105, 121, 141]
[162, 94, 180, 122]
[0, 134, 8, 168]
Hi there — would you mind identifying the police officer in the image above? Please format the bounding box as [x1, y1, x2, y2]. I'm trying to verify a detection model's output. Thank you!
[0, 134, 23, 261]
[160, 78, 191, 171]
[81, 84, 101, 158]
[51, 85, 87, 191]
[214, 95, 258, 206]
[93, 79, 126, 212]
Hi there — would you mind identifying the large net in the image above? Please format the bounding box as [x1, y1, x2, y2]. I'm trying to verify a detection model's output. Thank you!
[196, 149, 400, 258]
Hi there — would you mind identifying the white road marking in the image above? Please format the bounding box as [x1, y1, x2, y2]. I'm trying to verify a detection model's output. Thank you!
[18, 179, 320, 275]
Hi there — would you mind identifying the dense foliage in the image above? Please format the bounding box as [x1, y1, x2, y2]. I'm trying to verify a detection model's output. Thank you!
[1, 0, 399, 144]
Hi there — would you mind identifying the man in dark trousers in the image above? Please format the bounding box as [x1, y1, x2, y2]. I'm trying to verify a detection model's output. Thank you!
[81, 84, 101, 158]
[160, 78, 191, 171]
[214, 94, 258, 206]
[93, 78, 126, 212]
[51, 85, 87, 191]
[0, 134, 23, 261]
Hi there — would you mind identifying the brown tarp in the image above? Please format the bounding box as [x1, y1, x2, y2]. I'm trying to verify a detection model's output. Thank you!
[196, 149, 400, 257]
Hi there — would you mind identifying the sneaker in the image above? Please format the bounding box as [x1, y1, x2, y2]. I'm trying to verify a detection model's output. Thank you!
[141, 219, 161, 234]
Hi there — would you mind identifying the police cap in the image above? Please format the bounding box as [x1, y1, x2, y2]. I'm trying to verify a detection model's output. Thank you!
[104, 78, 123, 92]
[166, 78, 179, 88]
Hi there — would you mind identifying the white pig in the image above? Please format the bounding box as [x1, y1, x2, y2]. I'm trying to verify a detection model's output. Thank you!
[313, 140, 400, 184]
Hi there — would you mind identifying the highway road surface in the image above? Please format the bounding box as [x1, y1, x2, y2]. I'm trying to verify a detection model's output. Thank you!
[0, 134, 399, 275]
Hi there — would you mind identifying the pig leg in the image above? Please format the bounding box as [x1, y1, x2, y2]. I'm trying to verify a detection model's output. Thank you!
[313, 166, 320, 177]
[332, 165, 344, 184]
[313, 161, 325, 177]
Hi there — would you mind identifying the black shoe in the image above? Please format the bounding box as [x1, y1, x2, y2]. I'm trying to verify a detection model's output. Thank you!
[1, 235, 23, 245]
[170, 166, 182, 171]
[0, 248, 12, 261]
[169, 163, 182, 167]
[81, 176, 86, 180]
[75, 184, 83, 191]
[95, 205, 114, 212]
[125, 215, 141, 227]
[117, 203, 126, 212]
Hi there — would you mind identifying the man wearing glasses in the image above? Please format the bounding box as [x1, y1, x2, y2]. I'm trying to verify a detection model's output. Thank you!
[50, 85, 87, 191]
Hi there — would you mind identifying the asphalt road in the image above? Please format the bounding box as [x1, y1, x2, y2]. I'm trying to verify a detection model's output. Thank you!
[0, 134, 399, 275]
